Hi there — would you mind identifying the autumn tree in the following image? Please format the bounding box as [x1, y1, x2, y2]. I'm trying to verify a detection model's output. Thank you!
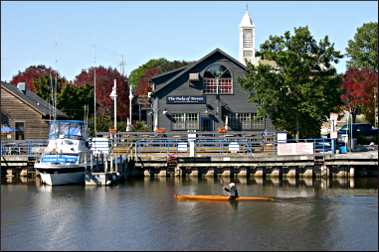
[134, 67, 160, 97]
[240, 26, 343, 139]
[345, 22, 378, 127]
[10, 65, 65, 93]
[341, 68, 378, 124]
[73, 66, 130, 121]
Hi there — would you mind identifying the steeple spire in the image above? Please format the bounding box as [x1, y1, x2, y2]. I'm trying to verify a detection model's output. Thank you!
[239, 5, 256, 65]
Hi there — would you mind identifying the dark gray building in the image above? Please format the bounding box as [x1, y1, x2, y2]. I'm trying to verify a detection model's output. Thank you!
[149, 48, 274, 132]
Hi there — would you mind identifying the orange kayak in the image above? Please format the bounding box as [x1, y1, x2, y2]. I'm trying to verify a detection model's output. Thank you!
[175, 194, 274, 202]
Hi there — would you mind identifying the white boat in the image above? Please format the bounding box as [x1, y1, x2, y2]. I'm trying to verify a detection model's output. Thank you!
[35, 120, 91, 186]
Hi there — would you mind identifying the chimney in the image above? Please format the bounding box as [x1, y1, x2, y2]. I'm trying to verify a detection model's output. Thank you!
[17, 82, 26, 93]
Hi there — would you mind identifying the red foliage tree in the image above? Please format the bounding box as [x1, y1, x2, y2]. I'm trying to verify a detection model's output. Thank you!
[10, 65, 64, 92]
[73, 66, 130, 120]
[341, 68, 378, 123]
[134, 67, 160, 96]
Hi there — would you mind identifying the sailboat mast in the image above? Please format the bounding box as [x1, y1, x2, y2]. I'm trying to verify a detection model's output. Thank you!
[54, 74, 57, 120]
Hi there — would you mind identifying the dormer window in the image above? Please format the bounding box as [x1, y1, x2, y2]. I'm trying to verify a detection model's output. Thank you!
[203, 64, 233, 94]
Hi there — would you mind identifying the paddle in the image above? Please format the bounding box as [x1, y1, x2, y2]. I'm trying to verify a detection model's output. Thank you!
[220, 176, 230, 196]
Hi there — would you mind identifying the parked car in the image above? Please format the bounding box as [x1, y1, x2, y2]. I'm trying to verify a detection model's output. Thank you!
[337, 123, 379, 145]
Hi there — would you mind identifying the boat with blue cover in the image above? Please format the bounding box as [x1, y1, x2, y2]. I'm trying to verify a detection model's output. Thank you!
[34, 120, 91, 185]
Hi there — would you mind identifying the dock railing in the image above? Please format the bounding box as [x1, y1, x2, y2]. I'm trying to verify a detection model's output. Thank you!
[0, 133, 335, 161]
[1, 139, 48, 158]
[131, 134, 335, 159]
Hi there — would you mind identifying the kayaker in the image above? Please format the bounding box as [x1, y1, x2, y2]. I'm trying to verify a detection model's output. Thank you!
[224, 182, 239, 200]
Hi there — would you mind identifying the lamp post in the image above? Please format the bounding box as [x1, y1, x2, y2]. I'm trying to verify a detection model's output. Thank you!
[109, 79, 117, 131]
[126, 86, 133, 131]
[225, 115, 229, 131]
[152, 107, 167, 132]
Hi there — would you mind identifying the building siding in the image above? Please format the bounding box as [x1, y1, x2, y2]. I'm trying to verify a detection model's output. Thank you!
[1, 88, 49, 139]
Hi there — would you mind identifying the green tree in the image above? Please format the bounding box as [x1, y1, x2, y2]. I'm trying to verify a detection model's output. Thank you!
[346, 22, 378, 71]
[57, 83, 93, 120]
[240, 26, 343, 139]
[33, 75, 54, 101]
[128, 58, 192, 89]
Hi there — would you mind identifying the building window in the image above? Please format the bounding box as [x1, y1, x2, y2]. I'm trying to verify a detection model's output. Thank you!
[243, 51, 253, 57]
[203, 78, 217, 94]
[172, 113, 199, 130]
[203, 64, 233, 94]
[239, 113, 251, 129]
[243, 29, 253, 48]
[228, 113, 265, 130]
[172, 114, 186, 130]
[15, 121, 25, 140]
[251, 113, 265, 129]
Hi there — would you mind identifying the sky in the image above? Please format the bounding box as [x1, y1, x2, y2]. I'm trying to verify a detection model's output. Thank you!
[1, 1, 378, 82]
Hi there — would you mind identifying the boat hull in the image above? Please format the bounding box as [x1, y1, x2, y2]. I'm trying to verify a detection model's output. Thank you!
[39, 171, 85, 186]
[35, 164, 86, 186]
[175, 194, 274, 202]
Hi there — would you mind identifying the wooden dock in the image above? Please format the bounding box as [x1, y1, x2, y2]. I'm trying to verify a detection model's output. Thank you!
[131, 150, 378, 179]
[1, 134, 378, 182]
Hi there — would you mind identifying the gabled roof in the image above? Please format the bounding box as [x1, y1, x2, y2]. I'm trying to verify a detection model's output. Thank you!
[151, 65, 189, 85]
[1, 82, 67, 118]
[152, 48, 246, 96]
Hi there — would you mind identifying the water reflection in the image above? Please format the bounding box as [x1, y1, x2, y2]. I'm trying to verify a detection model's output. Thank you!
[253, 176, 264, 185]
[236, 177, 247, 184]
[335, 177, 348, 188]
[6, 176, 13, 184]
[2, 175, 378, 251]
[19, 176, 28, 184]
[302, 178, 313, 187]
[1, 176, 378, 190]
[349, 178, 355, 188]
[286, 177, 297, 186]
[320, 178, 330, 189]
[269, 176, 280, 185]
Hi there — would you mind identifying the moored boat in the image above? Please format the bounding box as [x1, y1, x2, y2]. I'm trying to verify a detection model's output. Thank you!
[175, 194, 274, 201]
[35, 120, 91, 186]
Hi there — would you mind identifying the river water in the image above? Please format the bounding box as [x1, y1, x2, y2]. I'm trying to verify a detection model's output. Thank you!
[1, 176, 378, 251]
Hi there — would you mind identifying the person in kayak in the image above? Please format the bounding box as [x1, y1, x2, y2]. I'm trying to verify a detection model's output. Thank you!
[224, 182, 239, 200]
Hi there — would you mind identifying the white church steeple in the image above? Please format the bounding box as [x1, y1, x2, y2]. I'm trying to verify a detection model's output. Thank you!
[239, 5, 256, 65]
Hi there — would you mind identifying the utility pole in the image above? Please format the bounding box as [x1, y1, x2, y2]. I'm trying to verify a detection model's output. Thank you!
[93, 45, 97, 136]
[375, 86, 378, 128]
[119, 54, 126, 77]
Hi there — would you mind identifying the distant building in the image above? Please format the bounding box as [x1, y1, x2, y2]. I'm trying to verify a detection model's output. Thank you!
[1, 82, 67, 140]
[148, 48, 274, 132]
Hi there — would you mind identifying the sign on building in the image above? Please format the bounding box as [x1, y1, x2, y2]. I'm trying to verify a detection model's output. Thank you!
[167, 96, 206, 104]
